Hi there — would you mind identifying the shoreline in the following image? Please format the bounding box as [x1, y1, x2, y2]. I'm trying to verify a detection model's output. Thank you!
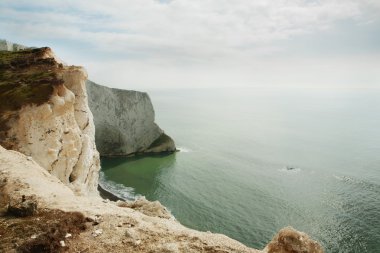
[99, 149, 179, 158]
[97, 184, 126, 202]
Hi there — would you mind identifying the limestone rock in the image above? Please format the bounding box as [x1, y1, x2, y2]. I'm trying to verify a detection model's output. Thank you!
[117, 197, 172, 219]
[0, 47, 100, 195]
[264, 226, 324, 253]
[86, 80, 176, 156]
[144, 133, 176, 154]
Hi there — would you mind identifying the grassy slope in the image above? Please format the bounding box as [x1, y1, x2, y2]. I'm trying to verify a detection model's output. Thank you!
[0, 48, 64, 132]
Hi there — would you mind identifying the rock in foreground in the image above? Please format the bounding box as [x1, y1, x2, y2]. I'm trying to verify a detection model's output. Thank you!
[265, 227, 323, 253]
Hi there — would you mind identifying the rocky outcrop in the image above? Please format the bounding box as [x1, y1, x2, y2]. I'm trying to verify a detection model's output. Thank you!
[264, 227, 323, 253]
[87, 80, 176, 156]
[0, 146, 323, 253]
[0, 47, 100, 195]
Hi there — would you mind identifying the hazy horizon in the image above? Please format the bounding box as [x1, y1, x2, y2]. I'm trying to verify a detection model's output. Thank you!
[1, 0, 379, 90]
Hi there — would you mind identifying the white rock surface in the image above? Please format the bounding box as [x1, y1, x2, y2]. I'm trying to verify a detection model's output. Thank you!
[86, 80, 175, 156]
[1, 48, 100, 195]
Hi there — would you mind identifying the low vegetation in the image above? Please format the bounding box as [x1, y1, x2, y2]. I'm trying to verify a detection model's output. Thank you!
[0, 48, 64, 132]
[0, 208, 87, 253]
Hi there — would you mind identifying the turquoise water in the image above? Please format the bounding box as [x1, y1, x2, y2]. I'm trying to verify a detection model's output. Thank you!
[100, 87, 380, 252]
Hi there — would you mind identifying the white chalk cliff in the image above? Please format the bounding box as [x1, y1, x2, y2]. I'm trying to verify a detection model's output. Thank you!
[0, 46, 100, 195]
[87, 80, 176, 156]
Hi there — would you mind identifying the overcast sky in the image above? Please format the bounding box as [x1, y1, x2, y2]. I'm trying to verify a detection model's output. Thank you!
[1, 0, 379, 90]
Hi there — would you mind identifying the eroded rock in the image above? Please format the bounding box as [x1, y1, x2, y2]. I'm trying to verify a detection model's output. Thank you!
[265, 226, 324, 253]
[117, 197, 172, 219]
[0, 47, 100, 195]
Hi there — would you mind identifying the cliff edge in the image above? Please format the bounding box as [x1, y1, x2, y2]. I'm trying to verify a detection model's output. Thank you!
[0, 46, 100, 195]
[87, 80, 176, 156]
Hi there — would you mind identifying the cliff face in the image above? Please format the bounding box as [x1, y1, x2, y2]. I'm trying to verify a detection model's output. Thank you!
[1, 40, 176, 157]
[87, 80, 176, 156]
[0, 47, 100, 195]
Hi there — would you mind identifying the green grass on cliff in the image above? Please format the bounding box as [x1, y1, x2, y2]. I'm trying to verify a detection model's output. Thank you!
[0, 48, 64, 133]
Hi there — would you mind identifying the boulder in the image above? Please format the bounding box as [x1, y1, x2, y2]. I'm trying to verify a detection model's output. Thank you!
[8, 196, 37, 217]
[264, 226, 323, 253]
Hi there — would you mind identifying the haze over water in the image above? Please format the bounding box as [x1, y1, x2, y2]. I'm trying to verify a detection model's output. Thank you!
[101, 87, 380, 252]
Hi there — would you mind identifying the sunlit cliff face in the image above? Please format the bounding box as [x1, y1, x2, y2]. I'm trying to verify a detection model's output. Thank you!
[0, 48, 100, 195]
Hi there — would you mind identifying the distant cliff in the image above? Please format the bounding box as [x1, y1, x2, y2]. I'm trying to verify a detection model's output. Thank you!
[87, 80, 176, 156]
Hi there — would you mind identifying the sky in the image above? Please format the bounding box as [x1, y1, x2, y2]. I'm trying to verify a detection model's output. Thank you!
[1, 0, 380, 90]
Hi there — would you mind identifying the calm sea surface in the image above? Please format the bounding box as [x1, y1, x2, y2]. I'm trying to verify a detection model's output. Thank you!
[100, 87, 380, 252]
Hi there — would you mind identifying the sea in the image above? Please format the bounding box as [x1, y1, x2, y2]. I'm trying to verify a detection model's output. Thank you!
[99, 87, 380, 252]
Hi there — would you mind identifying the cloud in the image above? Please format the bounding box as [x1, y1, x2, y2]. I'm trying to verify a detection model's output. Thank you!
[0, 0, 379, 88]
[1, 0, 379, 58]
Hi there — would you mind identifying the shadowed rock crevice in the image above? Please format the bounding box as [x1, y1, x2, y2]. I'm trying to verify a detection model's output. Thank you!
[265, 227, 324, 253]
[145, 132, 176, 154]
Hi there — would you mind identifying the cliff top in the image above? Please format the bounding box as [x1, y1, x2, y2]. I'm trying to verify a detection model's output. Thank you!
[0, 48, 64, 131]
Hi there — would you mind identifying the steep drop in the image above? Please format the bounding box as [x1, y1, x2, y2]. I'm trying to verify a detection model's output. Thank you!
[87, 80, 176, 156]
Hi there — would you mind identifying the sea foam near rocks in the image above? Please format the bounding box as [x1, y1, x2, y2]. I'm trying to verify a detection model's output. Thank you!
[99, 171, 140, 201]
